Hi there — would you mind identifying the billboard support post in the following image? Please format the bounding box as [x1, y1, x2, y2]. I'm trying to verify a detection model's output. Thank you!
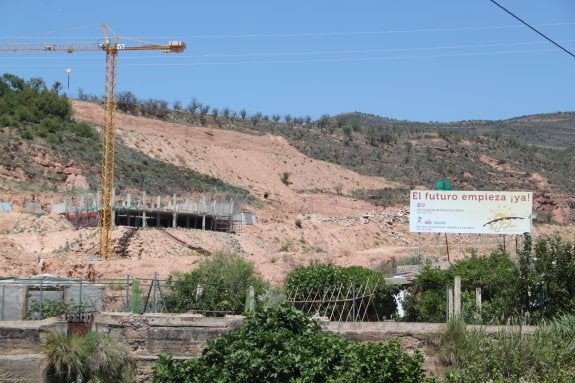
[417, 232, 421, 256]
[478, 234, 481, 256]
[445, 233, 450, 263]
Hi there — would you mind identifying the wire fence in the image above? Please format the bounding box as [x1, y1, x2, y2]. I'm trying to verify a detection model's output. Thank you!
[7, 276, 401, 322]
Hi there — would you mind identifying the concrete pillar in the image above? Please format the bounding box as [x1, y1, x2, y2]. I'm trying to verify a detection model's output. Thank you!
[476, 287, 482, 312]
[202, 215, 206, 230]
[173, 193, 177, 211]
[477, 234, 481, 257]
[172, 213, 177, 228]
[245, 286, 255, 313]
[142, 191, 147, 228]
[157, 195, 161, 209]
[447, 287, 454, 320]
[454, 276, 461, 319]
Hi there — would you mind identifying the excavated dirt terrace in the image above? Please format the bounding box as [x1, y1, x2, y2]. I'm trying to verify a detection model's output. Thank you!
[0, 101, 573, 284]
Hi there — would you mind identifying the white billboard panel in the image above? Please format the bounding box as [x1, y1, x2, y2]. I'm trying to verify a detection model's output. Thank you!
[409, 190, 532, 234]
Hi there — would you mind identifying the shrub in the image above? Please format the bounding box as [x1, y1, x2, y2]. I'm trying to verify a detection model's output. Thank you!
[405, 235, 575, 325]
[280, 171, 291, 185]
[294, 217, 302, 228]
[152, 306, 436, 383]
[431, 316, 575, 383]
[164, 251, 268, 314]
[26, 298, 70, 320]
[285, 263, 398, 320]
[43, 330, 134, 383]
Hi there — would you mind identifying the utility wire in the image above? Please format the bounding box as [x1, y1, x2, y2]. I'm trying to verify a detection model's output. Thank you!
[489, 0, 575, 60]
[3, 22, 573, 41]
[1, 48, 558, 68]
[3, 40, 572, 61]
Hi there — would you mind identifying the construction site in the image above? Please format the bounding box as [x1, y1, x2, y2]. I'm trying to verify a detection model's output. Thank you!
[50, 190, 254, 232]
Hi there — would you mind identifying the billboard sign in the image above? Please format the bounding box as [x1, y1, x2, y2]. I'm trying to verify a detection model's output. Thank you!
[410, 190, 532, 234]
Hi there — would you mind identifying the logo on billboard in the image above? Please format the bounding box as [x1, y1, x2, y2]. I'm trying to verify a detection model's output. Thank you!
[483, 204, 526, 233]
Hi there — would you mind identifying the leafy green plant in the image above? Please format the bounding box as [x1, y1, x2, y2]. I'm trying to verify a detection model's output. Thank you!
[152, 306, 436, 383]
[285, 263, 398, 320]
[26, 299, 70, 320]
[431, 316, 575, 383]
[404, 236, 575, 325]
[164, 251, 268, 315]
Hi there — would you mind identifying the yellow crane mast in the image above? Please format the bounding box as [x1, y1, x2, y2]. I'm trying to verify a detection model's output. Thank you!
[0, 24, 186, 259]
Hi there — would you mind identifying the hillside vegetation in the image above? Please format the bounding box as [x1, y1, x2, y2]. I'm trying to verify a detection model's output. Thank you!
[103, 90, 575, 203]
[0, 74, 246, 196]
[4, 73, 574, 202]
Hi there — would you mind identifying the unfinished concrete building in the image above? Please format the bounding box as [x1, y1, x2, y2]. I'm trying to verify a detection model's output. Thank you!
[51, 191, 254, 232]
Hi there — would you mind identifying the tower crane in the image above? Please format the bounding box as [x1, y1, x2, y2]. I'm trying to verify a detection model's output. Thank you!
[0, 24, 186, 259]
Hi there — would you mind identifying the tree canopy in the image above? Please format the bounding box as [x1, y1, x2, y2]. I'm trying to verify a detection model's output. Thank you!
[152, 306, 436, 383]
[403, 235, 575, 324]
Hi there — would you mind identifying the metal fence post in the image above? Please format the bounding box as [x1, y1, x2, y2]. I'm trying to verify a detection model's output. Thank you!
[1, 285, 4, 320]
[39, 279, 44, 319]
[157, 278, 167, 312]
[152, 273, 158, 313]
[79, 279, 83, 317]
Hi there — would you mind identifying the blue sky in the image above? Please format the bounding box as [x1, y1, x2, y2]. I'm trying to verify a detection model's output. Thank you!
[2, 1, 574, 122]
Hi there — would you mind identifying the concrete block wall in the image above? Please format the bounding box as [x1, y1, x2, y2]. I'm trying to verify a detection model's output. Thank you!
[94, 313, 245, 382]
[0, 318, 65, 383]
[94, 313, 244, 356]
[0, 285, 26, 320]
[0, 313, 538, 383]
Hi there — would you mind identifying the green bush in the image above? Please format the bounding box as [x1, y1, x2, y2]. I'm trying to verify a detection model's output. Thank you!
[431, 316, 575, 383]
[280, 171, 291, 185]
[43, 330, 134, 383]
[285, 263, 398, 320]
[152, 306, 436, 383]
[294, 217, 302, 228]
[164, 251, 268, 314]
[26, 299, 70, 320]
[404, 235, 575, 324]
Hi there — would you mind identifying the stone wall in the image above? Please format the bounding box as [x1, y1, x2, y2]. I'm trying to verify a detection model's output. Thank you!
[94, 312, 245, 381]
[0, 318, 65, 383]
[0, 313, 537, 383]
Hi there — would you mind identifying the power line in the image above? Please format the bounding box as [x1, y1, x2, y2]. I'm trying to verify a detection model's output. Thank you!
[489, 0, 575, 60]
[2, 22, 574, 41]
[157, 23, 575, 39]
[2, 40, 573, 61]
[0, 48, 559, 68]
